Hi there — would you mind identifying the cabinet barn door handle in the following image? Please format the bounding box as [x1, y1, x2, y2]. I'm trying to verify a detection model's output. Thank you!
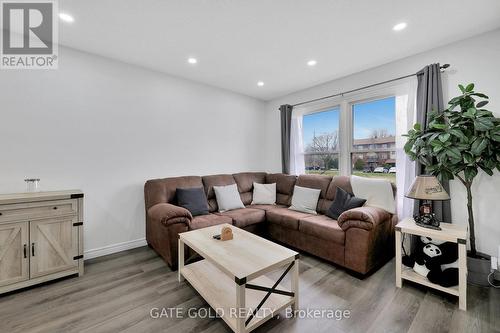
[31, 243, 35, 257]
[24, 244, 27, 258]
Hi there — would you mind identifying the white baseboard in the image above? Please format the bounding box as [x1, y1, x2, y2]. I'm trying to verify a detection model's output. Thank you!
[84, 238, 147, 260]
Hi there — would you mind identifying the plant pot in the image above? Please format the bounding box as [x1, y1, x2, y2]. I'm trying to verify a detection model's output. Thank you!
[467, 252, 491, 287]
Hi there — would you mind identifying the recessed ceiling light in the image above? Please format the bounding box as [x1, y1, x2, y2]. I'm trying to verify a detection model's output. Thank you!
[257, 81, 264, 87]
[59, 13, 74, 23]
[307, 60, 317, 67]
[393, 22, 407, 31]
[187, 57, 197, 64]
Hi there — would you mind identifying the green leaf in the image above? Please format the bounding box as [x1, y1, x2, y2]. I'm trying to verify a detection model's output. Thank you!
[465, 83, 475, 92]
[430, 139, 443, 147]
[439, 133, 451, 142]
[433, 145, 444, 153]
[413, 123, 421, 131]
[429, 132, 440, 142]
[458, 84, 465, 93]
[476, 100, 488, 108]
[446, 147, 461, 159]
[484, 158, 497, 170]
[463, 108, 477, 118]
[471, 93, 489, 99]
[404, 143, 413, 154]
[465, 166, 478, 181]
[471, 137, 488, 155]
[430, 122, 447, 130]
[480, 165, 494, 176]
[440, 169, 454, 181]
[463, 153, 474, 164]
[449, 128, 467, 142]
[476, 110, 493, 117]
[474, 117, 494, 131]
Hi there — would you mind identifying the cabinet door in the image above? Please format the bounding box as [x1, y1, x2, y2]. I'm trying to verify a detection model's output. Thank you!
[30, 216, 79, 278]
[0, 222, 29, 287]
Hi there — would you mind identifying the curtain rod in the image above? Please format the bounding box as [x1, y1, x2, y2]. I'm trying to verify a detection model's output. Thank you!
[289, 64, 450, 108]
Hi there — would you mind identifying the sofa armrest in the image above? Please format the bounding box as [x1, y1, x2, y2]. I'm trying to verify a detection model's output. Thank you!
[148, 203, 192, 226]
[337, 206, 391, 231]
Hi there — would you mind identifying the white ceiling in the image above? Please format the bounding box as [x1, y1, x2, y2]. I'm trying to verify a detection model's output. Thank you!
[57, 0, 500, 101]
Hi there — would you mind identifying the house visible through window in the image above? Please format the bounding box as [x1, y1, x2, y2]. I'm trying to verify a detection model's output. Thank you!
[351, 96, 396, 182]
[302, 107, 340, 176]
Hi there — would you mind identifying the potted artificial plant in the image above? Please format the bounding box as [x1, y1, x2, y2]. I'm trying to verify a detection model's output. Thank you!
[404, 83, 500, 286]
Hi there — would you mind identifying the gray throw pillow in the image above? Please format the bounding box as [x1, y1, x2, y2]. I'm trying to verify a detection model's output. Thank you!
[213, 184, 245, 212]
[289, 185, 321, 214]
[176, 187, 209, 216]
[326, 187, 366, 220]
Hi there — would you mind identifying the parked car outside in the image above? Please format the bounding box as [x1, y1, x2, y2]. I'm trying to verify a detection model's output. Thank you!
[373, 167, 385, 173]
[389, 167, 396, 173]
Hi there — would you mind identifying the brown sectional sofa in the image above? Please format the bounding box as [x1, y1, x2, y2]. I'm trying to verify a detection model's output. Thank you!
[144, 172, 397, 276]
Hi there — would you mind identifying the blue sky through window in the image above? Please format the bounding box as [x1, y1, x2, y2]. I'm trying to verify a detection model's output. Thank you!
[352, 97, 395, 140]
[303, 97, 395, 146]
[303, 108, 340, 147]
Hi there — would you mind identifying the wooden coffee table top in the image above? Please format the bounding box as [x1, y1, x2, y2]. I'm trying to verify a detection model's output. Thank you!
[179, 224, 298, 281]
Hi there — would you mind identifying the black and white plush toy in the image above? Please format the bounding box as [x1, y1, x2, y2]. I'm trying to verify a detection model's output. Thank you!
[402, 236, 458, 287]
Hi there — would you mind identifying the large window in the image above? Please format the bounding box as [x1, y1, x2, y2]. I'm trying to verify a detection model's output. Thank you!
[299, 94, 397, 182]
[302, 107, 340, 176]
[351, 96, 396, 182]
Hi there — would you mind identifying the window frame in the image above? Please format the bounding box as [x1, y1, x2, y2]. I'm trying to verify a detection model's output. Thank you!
[299, 105, 342, 174]
[298, 84, 401, 177]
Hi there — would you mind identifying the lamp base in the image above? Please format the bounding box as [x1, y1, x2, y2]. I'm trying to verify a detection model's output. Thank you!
[413, 213, 441, 230]
[415, 220, 442, 230]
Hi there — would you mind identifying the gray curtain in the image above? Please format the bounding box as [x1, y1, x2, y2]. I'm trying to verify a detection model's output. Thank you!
[280, 104, 293, 174]
[415, 63, 452, 223]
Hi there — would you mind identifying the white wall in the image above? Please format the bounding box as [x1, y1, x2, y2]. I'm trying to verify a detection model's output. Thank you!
[265, 29, 500, 256]
[0, 46, 267, 256]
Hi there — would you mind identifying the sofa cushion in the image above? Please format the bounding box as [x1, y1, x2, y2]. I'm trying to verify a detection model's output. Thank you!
[296, 174, 332, 214]
[188, 213, 232, 230]
[213, 184, 245, 212]
[176, 187, 209, 216]
[247, 204, 287, 211]
[233, 172, 267, 205]
[325, 187, 366, 220]
[299, 215, 345, 244]
[266, 207, 313, 230]
[202, 174, 236, 212]
[266, 173, 297, 206]
[251, 182, 276, 205]
[217, 208, 266, 228]
[289, 185, 321, 214]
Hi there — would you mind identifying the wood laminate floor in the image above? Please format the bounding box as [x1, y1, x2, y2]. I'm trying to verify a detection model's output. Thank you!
[0, 246, 499, 333]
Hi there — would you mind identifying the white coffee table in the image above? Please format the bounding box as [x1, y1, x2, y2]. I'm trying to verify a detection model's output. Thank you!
[179, 223, 299, 333]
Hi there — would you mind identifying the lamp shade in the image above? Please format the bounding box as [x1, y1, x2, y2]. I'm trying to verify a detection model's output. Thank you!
[405, 175, 450, 200]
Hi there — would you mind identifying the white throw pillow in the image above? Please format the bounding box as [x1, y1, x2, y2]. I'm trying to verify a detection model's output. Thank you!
[213, 184, 245, 212]
[251, 182, 276, 205]
[289, 185, 321, 215]
[350, 175, 395, 214]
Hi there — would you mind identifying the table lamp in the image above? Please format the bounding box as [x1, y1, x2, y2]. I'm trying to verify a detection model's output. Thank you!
[405, 175, 450, 230]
